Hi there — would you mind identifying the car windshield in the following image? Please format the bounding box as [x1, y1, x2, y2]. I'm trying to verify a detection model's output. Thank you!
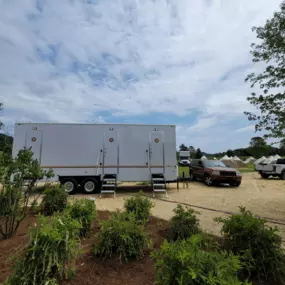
[203, 160, 227, 168]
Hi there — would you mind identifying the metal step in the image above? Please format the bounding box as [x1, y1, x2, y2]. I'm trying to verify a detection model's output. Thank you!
[100, 174, 117, 198]
[153, 189, 167, 193]
[151, 173, 168, 198]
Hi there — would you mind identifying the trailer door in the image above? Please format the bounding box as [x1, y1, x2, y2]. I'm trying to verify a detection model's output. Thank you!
[25, 130, 42, 163]
[103, 130, 119, 174]
[149, 131, 165, 170]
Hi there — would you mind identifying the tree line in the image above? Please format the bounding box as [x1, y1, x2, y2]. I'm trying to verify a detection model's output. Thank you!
[179, 136, 285, 159]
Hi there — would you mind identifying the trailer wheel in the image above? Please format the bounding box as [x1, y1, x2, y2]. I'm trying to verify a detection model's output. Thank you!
[281, 171, 285, 180]
[62, 178, 77, 194]
[82, 178, 99, 194]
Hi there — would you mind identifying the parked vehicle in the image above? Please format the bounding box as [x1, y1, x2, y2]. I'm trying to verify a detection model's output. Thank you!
[179, 150, 191, 166]
[189, 159, 242, 187]
[12, 123, 177, 196]
[255, 159, 285, 179]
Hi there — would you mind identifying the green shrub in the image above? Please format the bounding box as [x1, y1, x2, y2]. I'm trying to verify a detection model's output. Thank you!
[41, 185, 68, 216]
[66, 199, 96, 237]
[168, 204, 200, 241]
[124, 191, 154, 224]
[5, 215, 81, 285]
[93, 211, 151, 263]
[152, 234, 251, 285]
[215, 207, 285, 283]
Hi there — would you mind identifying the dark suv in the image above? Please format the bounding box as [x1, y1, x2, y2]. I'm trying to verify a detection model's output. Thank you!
[189, 159, 242, 187]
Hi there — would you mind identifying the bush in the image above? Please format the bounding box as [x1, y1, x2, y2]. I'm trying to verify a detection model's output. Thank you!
[215, 207, 285, 283]
[66, 199, 96, 237]
[0, 147, 54, 239]
[124, 191, 154, 224]
[93, 211, 151, 263]
[41, 185, 68, 216]
[5, 215, 81, 285]
[152, 234, 251, 285]
[168, 204, 200, 241]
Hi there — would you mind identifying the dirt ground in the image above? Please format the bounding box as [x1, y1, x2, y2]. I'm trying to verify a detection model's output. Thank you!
[0, 211, 170, 285]
[73, 172, 285, 239]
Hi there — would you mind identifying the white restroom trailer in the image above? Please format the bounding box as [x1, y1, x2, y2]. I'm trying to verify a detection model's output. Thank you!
[13, 123, 177, 196]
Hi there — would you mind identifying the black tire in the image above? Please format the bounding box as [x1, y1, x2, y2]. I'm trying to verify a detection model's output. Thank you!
[281, 171, 285, 180]
[61, 178, 78, 194]
[82, 178, 99, 194]
[204, 175, 213, 186]
[260, 172, 269, 179]
[230, 181, 241, 187]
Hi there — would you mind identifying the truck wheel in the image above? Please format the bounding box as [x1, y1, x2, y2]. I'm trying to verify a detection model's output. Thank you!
[230, 181, 241, 187]
[204, 175, 213, 186]
[260, 173, 269, 179]
[62, 178, 78, 194]
[82, 178, 99, 194]
[281, 171, 285, 180]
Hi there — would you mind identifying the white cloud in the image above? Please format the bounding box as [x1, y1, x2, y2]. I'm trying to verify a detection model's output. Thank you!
[0, 0, 282, 151]
[187, 117, 218, 132]
[236, 125, 255, 133]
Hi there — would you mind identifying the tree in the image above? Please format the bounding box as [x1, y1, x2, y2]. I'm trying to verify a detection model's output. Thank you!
[0, 103, 3, 129]
[195, 148, 202, 159]
[0, 148, 54, 238]
[280, 138, 285, 150]
[179, 144, 188, 151]
[245, 2, 285, 140]
[189, 146, 196, 159]
[249, 136, 267, 148]
[226, 149, 234, 157]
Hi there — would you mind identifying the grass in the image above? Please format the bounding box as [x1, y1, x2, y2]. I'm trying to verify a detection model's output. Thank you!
[178, 166, 189, 178]
[238, 162, 255, 173]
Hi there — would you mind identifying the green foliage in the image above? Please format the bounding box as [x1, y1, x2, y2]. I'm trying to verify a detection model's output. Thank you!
[195, 148, 202, 159]
[0, 147, 54, 239]
[152, 234, 251, 285]
[179, 144, 188, 151]
[66, 199, 96, 237]
[215, 207, 285, 283]
[245, 1, 285, 140]
[124, 191, 154, 224]
[93, 211, 151, 263]
[5, 215, 81, 285]
[169, 204, 200, 241]
[41, 185, 68, 216]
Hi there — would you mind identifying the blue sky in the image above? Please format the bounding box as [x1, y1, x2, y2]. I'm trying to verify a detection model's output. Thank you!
[0, 0, 282, 152]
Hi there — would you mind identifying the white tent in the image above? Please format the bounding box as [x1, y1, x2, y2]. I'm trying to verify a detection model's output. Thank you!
[254, 156, 267, 165]
[243, 157, 255, 164]
[201, 155, 207, 160]
[274, 154, 281, 159]
[264, 156, 278, 164]
[213, 157, 217, 160]
[220, 155, 230, 160]
[233, 156, 241, 161]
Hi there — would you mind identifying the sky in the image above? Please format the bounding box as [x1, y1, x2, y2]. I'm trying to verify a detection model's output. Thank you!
[0, 0, 282, 153]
